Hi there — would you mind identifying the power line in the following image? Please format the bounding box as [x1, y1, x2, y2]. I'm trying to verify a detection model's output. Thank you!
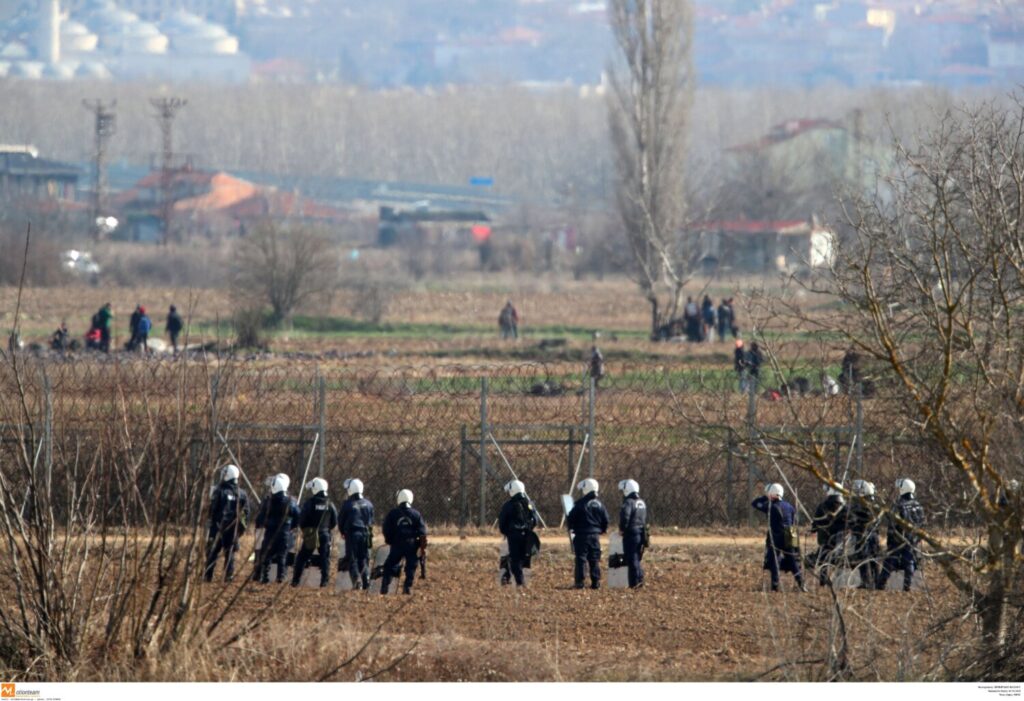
[149, 97, 187, 246]
[82, 99, 116, 242]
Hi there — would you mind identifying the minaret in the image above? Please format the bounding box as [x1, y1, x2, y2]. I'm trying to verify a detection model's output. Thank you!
[38, 0, 60, 64]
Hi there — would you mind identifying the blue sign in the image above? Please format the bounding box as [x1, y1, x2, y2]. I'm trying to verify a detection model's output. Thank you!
[469, 176, 494, 187]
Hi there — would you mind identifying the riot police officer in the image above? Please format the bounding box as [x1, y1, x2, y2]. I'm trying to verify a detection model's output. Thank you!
[204, 464, 251, 583]
[876, 478, 926, 591]
[810, 484, 847, 586]
[291, 478, 338, 588]
[339, 478, 375, 590]
[380, 489, 428, 595]
[752, 483, 807, 592]
[848, 480, 882, 589]
[618, 479, 648, 589]
[567, 478, 610, 589]
[255, 473, 300, 584]
[498, 479, 538, 587]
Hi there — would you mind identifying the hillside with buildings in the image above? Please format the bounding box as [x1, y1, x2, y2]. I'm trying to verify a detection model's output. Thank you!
[0, 0, 1021, 86]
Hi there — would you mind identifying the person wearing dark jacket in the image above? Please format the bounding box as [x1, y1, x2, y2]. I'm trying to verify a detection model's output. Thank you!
[811, 485, 847, 586]
[876, 478, 926, 591]
[166, 305, 184, 353]
[618, 479, 649, 589]
[255, 474, 300, 584]
[291, 478, 339, 588]
[567, 478, 610, 589]
[498, 480, 538, 587]
[128, 305, 142, 351]
[848, 480, 882, 589]
[747, 342, 763, 385]
[380, 489, 428, 595]
[97, 303, 113, 353]
[716, 299, 732, 342]
[204, 464, 252, 583]
[752, 483, 807, 592]
[135, 307, 152, 354]
[339, 478, 375, 590]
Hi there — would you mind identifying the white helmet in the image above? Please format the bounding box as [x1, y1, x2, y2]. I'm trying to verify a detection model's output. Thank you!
[577, 478, 599, 496]
[765, 483, 785, 499]
[396, 489, 413, 506]
[825, 483, 843, 498]
[505, 480, 525, 497]
[347, 478, 364, 497]
[221, 464, 240, 482]
[271, 474, 290, 494]
[864, 481, 876, 497]
[307, 478, 328, 495]
[896, 478, 916, 496]
[618, 479, 639, 496]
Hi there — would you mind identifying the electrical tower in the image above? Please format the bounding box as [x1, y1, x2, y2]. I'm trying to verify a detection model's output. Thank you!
[149, 97, 187, 246]
[82, 99, 116, 242]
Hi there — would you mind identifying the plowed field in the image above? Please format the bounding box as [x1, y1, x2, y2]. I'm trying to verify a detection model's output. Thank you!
[208, 534, 958, 682]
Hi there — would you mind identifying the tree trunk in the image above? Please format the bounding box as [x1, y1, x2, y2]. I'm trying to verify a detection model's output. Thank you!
[978, 525, 1021, 668]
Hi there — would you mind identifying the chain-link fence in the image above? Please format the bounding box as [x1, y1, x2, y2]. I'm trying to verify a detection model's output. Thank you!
[0, 357, 964, 528]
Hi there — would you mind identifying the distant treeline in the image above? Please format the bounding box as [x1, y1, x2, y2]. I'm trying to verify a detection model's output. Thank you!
[0, 80, 996, 205]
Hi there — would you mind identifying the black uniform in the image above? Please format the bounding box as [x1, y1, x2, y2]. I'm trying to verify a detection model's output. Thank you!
[292, 492, 339, 587]
[339, 494, 375, 589]
[204, 480, 251, 582]
[498, 493, 538, 586]
[255, 491, 300, 583]
[876, 493, 926, 591]
[380, 503, 427, 594]
[567, 492, 610, 589]
[752, 496, 805, 591]
[847, 494, 882, 589]
[811, 494, 847, 585]
[619, 493, 649, 588]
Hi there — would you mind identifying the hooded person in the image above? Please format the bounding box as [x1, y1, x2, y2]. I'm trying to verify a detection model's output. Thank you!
[566, 478, 610, 589]
[204, 464, 252, 583]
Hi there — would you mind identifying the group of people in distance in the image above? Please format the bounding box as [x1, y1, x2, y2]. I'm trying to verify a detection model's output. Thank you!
[51, 303, 184, 355]
[204, 466, 650, 593]
[752, 477, 926, 593]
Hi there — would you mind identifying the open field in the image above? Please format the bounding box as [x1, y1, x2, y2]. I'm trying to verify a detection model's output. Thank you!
[128, 535, 960, 682]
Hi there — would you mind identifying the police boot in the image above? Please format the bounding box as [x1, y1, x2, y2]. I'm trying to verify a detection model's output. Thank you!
[320, 576, 329, 588]
[590, 580, 600, 590]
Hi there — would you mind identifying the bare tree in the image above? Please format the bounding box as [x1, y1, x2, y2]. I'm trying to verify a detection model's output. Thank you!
[750, 94, 1024, 677]
[233, 221, 339, 326]
[607, 0, 695, 336]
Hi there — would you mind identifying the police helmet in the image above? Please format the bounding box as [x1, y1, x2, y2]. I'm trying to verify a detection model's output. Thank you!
[221, 464, 240, 483]
[618, 479, 640, 496]
[308, 478, 328, 495]
[765, 483, 785, 499]
[505, 480, 525, 497]
[396, 489, 414, 506]
[577, 478, 599, 495]
[347, 478, 364, 497]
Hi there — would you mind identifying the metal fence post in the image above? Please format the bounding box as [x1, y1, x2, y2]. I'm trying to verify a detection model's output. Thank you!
[318, 373, 326, 477]
[587, 375, 596, 478]
[567, 426, 575, 491]
[745, 380, 757, 527]
[855, 383, 864, 478]
[43, 371, 52, 498]
[479, 377, 489, 527]
[459, 425, 468, 529]
[725, 428, 734, 525]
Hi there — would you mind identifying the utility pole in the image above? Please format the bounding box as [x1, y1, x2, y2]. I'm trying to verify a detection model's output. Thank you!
[149, 97, 187, 246]
[82, 99, 116, 242]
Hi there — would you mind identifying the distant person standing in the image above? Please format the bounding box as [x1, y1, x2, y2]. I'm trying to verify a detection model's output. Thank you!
[498, 301, 519, 340]
[747, 342, 763, 388]
[726, 298, 739, 338]
[50, 321, 69, 352]
[734, 340, 749, 393]
[166, 305, 184, 353]
[97, 303, 113, 353]
[589, 345, 605, 389]
[684, 296, 701, 342]
[135, 307, 152, 355]
[701, 295, 716, 342]
[128, 305, 142, 351]
[716, 299, 732, 342]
